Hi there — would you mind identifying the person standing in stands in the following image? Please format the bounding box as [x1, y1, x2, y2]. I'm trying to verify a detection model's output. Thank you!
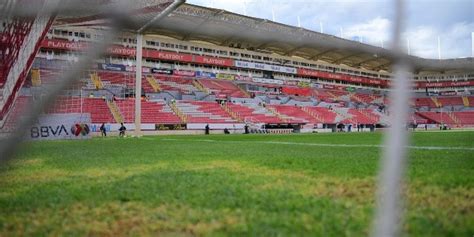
[119, 123, 126, 137]
[205, 124, 210, 135]
[100, 123, 107, 137]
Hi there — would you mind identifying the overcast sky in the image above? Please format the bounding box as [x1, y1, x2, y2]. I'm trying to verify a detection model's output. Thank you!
[187, 0, 474, 59]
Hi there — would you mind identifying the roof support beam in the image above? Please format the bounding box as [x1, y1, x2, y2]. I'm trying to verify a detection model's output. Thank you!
[284, 44, 308, 56]
[253, 39, 275, 49]
[371, 62, 392, 71]
[330, 53, 361, 64]
[352, 56, 381, 67]
[308, 49, 335, 60]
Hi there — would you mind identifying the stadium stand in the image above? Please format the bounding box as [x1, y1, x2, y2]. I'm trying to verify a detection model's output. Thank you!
[416, 111, 458, 125]
[115, 99, 182, 124]
[154, 75, 198, 94]
[198, 79, 249, 98]
[175, 100, 237, 123]
[48, 97, 115, 123]
[2, 2, 473, 133]
[267, 105, 316, 124]
[303, 107, 339, 124]
[225, 103, 283, 124]
[437, 96, 464, 107]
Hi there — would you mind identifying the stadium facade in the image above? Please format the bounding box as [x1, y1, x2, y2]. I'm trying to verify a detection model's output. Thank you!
[2, 2, 474, 136]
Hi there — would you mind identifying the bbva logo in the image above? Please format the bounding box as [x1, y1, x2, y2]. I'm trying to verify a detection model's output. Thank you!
[30, 124, 90, 138]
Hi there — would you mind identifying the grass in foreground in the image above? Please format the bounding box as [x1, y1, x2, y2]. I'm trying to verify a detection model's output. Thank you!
[0, 132, 473, 236]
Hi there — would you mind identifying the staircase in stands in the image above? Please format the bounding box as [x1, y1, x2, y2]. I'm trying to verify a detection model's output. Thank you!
[31, 69, 41, 87]
[350, 93, 364, 104]
[146, 75, 161, 92]
[447, 112, 461, 127]
[169, 102, 187, 123]
[237, 85, 251, 98]
[266, 106, 288, 123]
[325, 91, 339, 101]
[332, 108, 355, 124]
[90, 72, 104, 89]
[301, 107, 323, 123]
[462, 96, 470, 107]
[192, 80, 209, 94]
[221, 104, 243, 122]
[431, 97, 441, 107]
[107, 100, 123, 123]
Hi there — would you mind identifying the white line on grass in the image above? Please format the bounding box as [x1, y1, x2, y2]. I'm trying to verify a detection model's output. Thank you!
[160, 138, 474, 151]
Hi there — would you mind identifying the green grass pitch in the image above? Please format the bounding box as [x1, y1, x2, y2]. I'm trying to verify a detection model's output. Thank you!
[0, 131, 473, 236]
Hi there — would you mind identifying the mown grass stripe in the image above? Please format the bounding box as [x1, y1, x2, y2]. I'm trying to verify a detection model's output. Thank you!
[161, 138, 474, 151]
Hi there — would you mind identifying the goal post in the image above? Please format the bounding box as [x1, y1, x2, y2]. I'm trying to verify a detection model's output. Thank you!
[0, 0, 58, 129]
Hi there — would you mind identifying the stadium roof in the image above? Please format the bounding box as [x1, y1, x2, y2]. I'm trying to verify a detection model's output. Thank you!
[56, 2, 474, 74]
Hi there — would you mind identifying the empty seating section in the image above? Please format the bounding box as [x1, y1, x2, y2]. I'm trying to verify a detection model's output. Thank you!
[10, 66, 474, 128]
[330, 91, 349, 100]
[143, 100, 182, 124]
[347, 109, 379, 124]
[97, 71, 153, 93]
[467, 97, 474, 106]
[154, 75, 198, 94]
[290, 96, 312, 102]
[48, 97, 115, 123]
[199, 79, 248, 98]
[312, 89, 334, 102]
[39, 69, 61, 84]
[304, 107, 338, 124]
[268, 105, 315, 123]
[226, 103, 282, 124]
[416, 112, 457, 125]
[437, 97, 464, 106]
[414, 97, 437, 108]
[410, 114, 428, 124]
[353, 93, 375, 104]
[176, 101, 237, 123]
[454, 112, 474, 125]
[98, 71, 133, 87]
[115, 99, 181, 124]
[31, 69, 86, 88]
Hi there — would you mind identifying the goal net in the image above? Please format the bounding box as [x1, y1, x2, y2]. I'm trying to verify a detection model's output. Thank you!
[0, 0, 178, 140]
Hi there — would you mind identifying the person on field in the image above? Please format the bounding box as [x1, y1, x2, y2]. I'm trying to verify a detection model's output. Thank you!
[224, 128, 230, 134]
[100, 123, 107, 137]
[119, 123, 126, 137]
[205, 124, 210, 135]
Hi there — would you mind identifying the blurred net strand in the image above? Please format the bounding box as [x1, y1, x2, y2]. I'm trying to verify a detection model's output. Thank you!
[372, 0, 411, 236]
[0, 0, 185, 163]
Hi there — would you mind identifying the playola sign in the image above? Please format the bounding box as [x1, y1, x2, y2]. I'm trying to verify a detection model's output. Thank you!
[297, 68, 390, 87]
[415, 80, 474, 88]
[28, 113, 91, 140]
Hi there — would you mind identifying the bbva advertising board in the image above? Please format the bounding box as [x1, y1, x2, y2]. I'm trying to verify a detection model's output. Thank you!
[28, 113, 91, 140]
